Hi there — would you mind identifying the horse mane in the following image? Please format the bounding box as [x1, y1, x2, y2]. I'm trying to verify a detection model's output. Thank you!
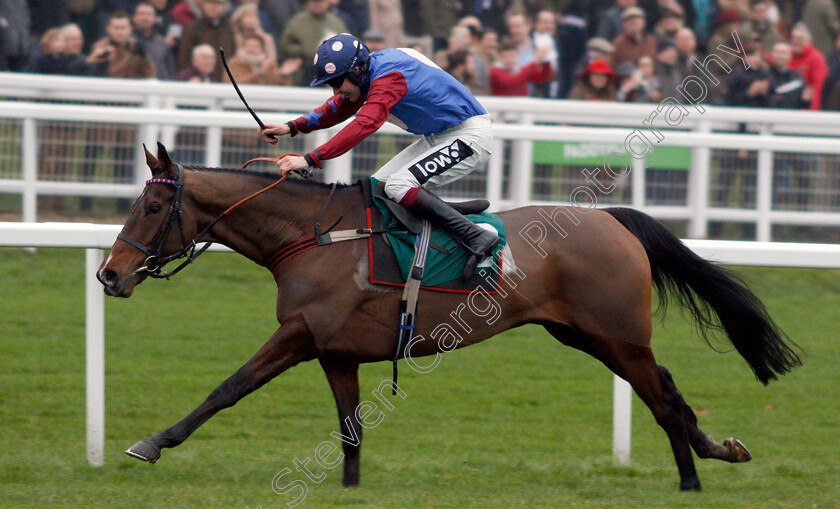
[183, 165, 358, 190]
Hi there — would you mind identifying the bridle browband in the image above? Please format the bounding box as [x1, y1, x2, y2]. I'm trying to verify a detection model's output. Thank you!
[117, 164, 194, 279]
[117, 163, 291, 280]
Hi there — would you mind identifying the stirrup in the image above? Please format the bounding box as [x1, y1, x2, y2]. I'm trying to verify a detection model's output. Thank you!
[462, 236, 500, 280]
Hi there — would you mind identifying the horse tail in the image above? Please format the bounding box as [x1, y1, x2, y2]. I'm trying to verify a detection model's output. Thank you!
[603, 207, 801, 385]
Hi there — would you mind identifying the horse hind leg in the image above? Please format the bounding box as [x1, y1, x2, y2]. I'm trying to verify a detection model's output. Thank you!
[319, 358, 363, 487]
[658, 366, 753, 464]
[543, 324, 702, 491]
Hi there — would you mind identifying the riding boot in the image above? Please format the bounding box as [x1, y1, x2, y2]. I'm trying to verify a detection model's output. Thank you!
[404, 187, 500, 279]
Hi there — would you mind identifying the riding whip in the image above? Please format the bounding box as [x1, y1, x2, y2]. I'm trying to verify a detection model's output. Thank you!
[219, 47, 311, 179]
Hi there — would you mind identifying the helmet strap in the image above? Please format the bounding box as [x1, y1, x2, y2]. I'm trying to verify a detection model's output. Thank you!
[347, 57, 370, 87]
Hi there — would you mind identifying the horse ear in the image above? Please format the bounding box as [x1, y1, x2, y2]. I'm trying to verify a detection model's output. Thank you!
[156, 142, 176, 178]
[143, 144, 159, 175]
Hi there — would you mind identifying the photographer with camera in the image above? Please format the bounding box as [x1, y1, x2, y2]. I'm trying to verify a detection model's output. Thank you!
[89, 11, 156, 78]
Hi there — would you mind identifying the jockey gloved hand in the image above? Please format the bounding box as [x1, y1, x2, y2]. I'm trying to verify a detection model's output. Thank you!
[258, 123, 290, 144]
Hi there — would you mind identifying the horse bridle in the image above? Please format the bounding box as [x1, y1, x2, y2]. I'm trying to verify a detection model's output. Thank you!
[117, 161, 301, 280]
[117, 164, 201, 280]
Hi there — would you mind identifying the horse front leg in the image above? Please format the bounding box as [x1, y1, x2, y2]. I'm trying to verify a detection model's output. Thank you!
[319, 358, 362, 486]
[126, 314, 318, 463]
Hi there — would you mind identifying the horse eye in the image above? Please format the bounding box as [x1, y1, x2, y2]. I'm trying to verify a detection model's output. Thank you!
[146, 202, 162, 215]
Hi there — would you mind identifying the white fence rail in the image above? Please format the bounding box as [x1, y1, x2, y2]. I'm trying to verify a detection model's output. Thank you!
[4, 221, 840, 467]
[1, 73, 840, 241]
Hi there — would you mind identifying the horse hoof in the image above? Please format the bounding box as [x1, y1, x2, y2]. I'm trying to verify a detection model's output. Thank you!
[680, 479, 702, 491]
[724, 438, 752, 463]
[125, 439, 161, 464]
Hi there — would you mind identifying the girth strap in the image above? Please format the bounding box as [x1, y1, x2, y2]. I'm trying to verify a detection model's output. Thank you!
[391, 219, 432, 395]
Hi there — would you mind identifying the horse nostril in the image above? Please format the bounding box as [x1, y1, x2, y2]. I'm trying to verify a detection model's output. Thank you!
[98, 268, 118, 287]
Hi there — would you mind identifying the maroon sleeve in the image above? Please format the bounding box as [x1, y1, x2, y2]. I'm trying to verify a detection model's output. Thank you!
[304, 71, 408, 168]
[287, 93, 364, 136]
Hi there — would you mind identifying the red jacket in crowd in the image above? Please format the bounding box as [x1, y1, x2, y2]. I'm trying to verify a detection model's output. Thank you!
[789, 43, 828, 110]
[489, 62, 552, 96]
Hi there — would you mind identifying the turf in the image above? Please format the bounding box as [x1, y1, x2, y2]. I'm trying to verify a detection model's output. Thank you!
[1, 247, 838, 508]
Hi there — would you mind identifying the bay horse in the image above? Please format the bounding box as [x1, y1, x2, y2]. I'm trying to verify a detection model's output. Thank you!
[98, 143, 801, 491]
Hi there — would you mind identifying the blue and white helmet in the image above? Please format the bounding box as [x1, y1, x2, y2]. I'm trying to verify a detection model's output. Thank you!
[310, 33, 371, 87]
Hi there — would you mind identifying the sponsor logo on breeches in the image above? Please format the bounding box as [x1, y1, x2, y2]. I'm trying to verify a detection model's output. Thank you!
[408, 139, 474, 184]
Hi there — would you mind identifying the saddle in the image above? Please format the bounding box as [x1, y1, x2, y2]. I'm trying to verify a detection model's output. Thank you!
[362, 178, 506, 293]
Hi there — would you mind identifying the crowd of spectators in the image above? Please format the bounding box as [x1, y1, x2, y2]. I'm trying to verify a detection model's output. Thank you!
[2, 0, 840, 111]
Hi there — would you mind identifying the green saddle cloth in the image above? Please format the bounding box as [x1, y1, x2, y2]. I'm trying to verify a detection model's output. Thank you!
[369, 177, 507, 287]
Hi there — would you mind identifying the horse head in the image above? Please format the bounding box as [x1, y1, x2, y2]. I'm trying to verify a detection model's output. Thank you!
[97, 142, 199, 297]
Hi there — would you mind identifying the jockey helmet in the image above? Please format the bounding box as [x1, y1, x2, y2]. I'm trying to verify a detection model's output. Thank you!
[310, 33, 371, 88]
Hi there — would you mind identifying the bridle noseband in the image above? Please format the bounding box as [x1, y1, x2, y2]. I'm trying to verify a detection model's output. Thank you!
[117, 164, 199, 280]
[117, 162, 296, 280]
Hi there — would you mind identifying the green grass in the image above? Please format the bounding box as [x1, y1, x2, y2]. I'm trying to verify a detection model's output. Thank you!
[1, 248, 838, 508]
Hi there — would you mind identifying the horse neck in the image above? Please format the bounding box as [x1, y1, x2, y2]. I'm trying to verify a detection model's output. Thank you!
[184, 169, 332, 263]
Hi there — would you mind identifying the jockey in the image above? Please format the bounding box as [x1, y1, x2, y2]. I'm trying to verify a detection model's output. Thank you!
[259, 33, 499, 279]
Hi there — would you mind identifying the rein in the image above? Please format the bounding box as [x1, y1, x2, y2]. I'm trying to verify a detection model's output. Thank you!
[118, 158, 298, 280]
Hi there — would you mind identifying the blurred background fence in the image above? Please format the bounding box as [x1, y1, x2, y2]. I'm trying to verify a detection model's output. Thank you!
[1, 72, 840, 242]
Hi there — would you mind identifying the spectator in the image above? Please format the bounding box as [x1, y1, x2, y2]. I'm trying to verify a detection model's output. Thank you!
[708, 10, 744, 69]
[223, 34, 300, 85]
[171, 0, 202, 27]
[655, 37, 682, 100]
[821, 33, 840, 109]
[675, 27, 700, 75]
[418, 0, 460, 53]
[801, 0, 840, 57]
[0, 0, 35, 70]
[611, 7, 657, 70]
[177, 0, 234, 82]
[435, 25, 471, 69]
[615, 61, 639, 101]
[489, 37, 552, 96]
[230, 3, 277, 64]
[146, 0, 176, 37]
[723, 44, 770, 107]
[739, 0, 783, 53]
[262, 0, 302, 59]
[556, 0, 589, 98]
[89, 11, 156, 78]
[279, 0, 347, 85]
[336, 0, 369, 37]
[133, 2, 176, 79]
[506, 12, 535, 69]
[687, 0, 716, 44]
[768, 42, 807, 108]
[68, 0, 97, 54]
[476, 28, 499, 64]
[362, 28, 387, 52]
[632, 54, 661, 102]
[532, 9, 561, 98]
[767, 40, 812, 209]
[616, 56, 662, 103]
[467, 28, 497, 93]
[61, 23, 92, 75]
[568, 59, 617, 101]
[719, 0, 750, 19]
[653, 0, 685, 40]
[446, 49, 489, 95]
[458, 15, 483, 52]
[597, 0, 637, 42]
[174, 42, 218, 81]
[368, 0, 404, 48]
[789, 22, 829, 110]
[579, 37, 614, 71]
[25, 28, 70, 75]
